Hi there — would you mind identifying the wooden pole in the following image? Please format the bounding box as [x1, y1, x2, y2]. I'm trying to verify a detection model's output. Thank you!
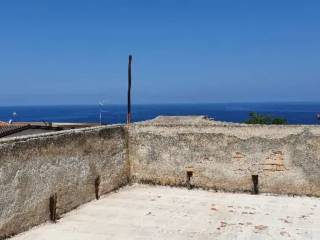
[127, 55, 132, 124]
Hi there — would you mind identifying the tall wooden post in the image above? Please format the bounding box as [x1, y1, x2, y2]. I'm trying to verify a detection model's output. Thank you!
[127, 55, 132, 124]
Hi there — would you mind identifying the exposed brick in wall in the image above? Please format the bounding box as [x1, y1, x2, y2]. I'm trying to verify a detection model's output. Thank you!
[1, 116, 320, 239]
[128, 116, 320, 197]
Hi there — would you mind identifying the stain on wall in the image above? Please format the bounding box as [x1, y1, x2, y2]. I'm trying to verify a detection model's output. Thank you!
[1, 116, 320, 238]
[129, 116, 320, 197]
[0, 126, 129, 239]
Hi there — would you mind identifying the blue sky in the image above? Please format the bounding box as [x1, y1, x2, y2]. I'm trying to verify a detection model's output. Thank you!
[0, 0, 320, 105]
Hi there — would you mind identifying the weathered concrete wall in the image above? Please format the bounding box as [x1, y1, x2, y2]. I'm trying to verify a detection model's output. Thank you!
[2, 116, 320, 238]
[129, 116, 320, 197]
[0, 126, 129, 238]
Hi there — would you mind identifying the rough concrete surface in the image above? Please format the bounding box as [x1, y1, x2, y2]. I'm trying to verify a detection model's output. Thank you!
[11, 184, 320, 240]
[129, 116, 320, 196]
[2, 116, 320, 238]
[0, 125, 129, 238]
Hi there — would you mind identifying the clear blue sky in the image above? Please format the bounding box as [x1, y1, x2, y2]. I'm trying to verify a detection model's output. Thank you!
[1, 0, 320, 105]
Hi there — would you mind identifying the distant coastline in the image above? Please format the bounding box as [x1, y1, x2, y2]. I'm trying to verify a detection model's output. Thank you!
[0, 102, 320, 125]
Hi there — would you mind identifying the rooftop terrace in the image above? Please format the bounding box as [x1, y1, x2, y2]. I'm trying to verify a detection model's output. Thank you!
[11, 184, 320, 240]
[1, 116, 320, 239]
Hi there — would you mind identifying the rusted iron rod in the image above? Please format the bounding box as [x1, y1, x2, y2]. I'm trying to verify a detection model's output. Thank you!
[95, 176, 101, 200]
[49, 193, 57, 222]
[252, 175, 259, 194]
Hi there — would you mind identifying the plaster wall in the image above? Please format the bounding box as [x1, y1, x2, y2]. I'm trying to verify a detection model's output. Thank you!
[2, 116, 320, 238]
[0, 126, 129, 238]
[129, 116, 320, 196]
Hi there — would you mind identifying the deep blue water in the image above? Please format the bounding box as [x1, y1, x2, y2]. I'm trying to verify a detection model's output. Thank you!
[0, 103, 320, 125]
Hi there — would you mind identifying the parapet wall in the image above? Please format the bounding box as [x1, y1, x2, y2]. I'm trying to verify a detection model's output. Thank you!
[0, 126, 129, 239]
[129, 116, 320, 196]
[1, 116, 320, 238]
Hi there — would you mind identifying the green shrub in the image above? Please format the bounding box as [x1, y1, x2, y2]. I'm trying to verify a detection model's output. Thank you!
[245, 112, 287, 125]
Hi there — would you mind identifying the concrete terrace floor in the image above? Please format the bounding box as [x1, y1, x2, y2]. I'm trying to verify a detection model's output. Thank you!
[12, 184, 320, 240]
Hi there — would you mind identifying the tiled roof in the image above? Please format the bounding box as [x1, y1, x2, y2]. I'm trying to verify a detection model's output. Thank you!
[0, 123, 30, 138]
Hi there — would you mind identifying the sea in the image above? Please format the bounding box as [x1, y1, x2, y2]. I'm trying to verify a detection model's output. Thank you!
[0, 103, 320, 125]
